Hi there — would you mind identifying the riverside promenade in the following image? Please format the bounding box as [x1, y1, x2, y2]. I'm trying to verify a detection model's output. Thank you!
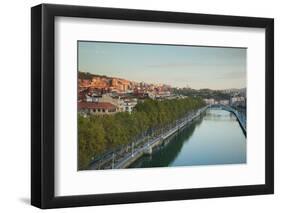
[89, 106, 208, 170]
[113, 106, 208, 169]
[89, 104, 246, 170]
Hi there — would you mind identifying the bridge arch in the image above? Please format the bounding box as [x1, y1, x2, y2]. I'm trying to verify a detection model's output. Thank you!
[207, 104, 246, 137]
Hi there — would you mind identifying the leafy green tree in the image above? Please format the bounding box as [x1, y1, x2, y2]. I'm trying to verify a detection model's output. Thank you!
[78, 97, 205, 169]
[78, 115, 106, 169]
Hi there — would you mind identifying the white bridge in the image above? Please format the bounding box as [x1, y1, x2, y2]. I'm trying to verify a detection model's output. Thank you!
[208, 104, 247, 136]
[90, 104, 246, 170]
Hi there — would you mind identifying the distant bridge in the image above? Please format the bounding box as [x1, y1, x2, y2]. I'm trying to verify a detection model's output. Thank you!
[208, 104, 247, 137]
[89, 106, 208, 170]
[89, 104, 246, 170]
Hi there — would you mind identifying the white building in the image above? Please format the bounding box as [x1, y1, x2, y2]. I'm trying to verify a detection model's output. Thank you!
[230, 96, 245, 105]
[123, 98, 138, 113]
[85, 94, 100, 102]
[219, 100, 230, 105]
[204, 98, 215, 105]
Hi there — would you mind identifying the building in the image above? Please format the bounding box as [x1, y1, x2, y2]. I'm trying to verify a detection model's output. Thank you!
[78, 102, 118, 115]
[147, 91, 156, 100]
[156, 91, 171, 99]
[204, 98, 215, 105]
[85, 94, 100, 103]
[78, 79, 91, 88]
[111, 78, 131, 92]
[91, 77, 109, 89]
[123, 98, 138, 113]
[230, 96, 246, 107]
[99, 93, 125, 112]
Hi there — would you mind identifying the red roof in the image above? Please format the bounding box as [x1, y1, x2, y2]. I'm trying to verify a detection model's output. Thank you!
[78, 102, 117, 110]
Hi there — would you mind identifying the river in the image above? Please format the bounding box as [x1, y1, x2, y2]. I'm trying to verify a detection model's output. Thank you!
[129, 108, 246, 168]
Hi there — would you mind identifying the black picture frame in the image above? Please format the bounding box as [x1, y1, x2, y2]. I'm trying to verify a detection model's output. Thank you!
[31, 3, 274, 209]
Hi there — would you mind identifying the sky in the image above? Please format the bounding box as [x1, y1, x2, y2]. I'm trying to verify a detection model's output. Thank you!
[78, 41, 246, 90]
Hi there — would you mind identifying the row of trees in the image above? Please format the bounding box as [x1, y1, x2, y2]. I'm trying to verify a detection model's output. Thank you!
[78, 97, 205, 169]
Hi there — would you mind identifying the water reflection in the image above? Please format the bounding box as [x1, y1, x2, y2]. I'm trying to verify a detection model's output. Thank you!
[129, 109, 246, 168]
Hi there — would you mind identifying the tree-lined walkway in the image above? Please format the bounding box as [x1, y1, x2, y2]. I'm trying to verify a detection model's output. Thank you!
[89, 106, 208, 170]
[79, 97, 206, 170]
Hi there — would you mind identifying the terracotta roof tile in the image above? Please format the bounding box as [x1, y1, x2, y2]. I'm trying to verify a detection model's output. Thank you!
[78, 102, 117, 110]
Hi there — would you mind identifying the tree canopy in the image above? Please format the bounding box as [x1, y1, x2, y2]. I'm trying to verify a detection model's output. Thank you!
[78, 97, 205, 169]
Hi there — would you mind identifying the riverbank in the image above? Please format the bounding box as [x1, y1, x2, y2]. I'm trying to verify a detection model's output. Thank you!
[114, 106, 208, 169]
[208, 105, 246, 137]
[129, 108, 246, 168]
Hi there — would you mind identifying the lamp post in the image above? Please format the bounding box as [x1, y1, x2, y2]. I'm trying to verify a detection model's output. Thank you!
[131, 142, 134, 157]
[112, 153, 115, 169]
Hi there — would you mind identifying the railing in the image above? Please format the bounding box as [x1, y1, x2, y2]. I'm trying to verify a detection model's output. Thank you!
[208, 104, 247, 136]
[114, 106, 208, 169]
[89, 106, 208, 170]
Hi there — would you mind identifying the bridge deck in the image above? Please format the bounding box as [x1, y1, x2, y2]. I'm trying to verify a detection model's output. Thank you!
[89, 104, 246, 170]
[208, 104, 246, 136]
